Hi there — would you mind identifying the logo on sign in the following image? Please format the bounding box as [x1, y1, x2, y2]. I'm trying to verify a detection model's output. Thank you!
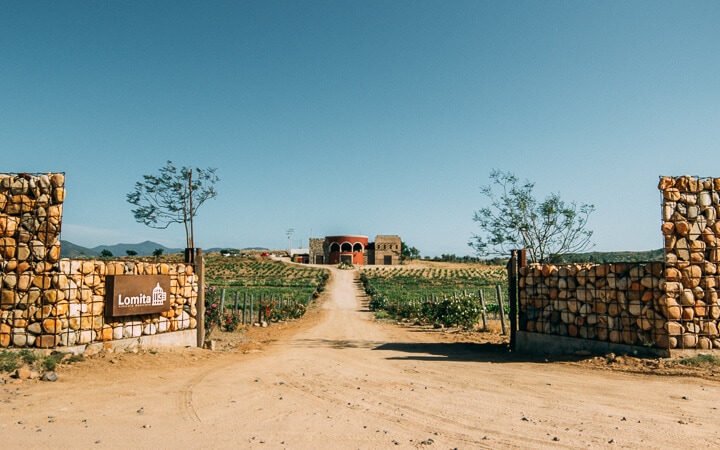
[152, 283, 166, 306]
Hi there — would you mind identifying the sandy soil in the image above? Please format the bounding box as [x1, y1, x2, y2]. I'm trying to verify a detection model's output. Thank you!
[2, 267, 720, 449]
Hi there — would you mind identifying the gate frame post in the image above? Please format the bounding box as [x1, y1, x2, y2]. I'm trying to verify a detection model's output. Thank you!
[508, 249, 527, 351]
[195, 248, 205, 348]
[508, 250, 517, 351]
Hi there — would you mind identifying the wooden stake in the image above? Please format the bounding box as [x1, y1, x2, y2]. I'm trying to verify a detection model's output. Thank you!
[496, 284, 507, 336]
[479, 290, 488, 331]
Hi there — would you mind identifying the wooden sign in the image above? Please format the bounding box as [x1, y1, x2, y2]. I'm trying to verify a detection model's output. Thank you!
[105, 275, 171, 317]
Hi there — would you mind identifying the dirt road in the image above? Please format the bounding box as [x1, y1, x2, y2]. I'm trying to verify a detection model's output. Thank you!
[3, 267, 720, 448]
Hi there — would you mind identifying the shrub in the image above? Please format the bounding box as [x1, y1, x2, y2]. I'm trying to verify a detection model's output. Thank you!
[368, 294, 387, 311]
[271, 301, 307, 321]
[258, 298, 275, 322]
[433, 295, 482, 329]
[42, 352, 66, 372]
[676, 354, 720, 367]
[0, 350, 76, 374]
[223, 310, 243, 332]
[20, 349, 39, 365]
[0, 350, 19, 372]
[204, 285, 223, 338]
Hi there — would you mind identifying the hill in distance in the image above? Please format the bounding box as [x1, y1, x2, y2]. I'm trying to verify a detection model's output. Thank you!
[59, 240, 269, 258]
[60, 240, 184, 258]
[60, 240, 661, 263]
[558, 249, 664, 263]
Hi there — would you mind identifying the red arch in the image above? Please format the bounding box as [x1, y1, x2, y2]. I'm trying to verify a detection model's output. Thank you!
[326, 235, 368, 265]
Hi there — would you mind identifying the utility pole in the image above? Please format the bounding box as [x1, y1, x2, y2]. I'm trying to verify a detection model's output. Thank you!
[286, 228, 294, 253]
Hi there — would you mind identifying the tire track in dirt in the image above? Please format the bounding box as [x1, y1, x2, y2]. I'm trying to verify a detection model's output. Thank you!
[278, 367, 495, 449]
[178, 370, 208, 423]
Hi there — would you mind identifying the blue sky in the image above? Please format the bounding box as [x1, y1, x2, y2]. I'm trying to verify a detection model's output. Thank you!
[2, 1, 719, 257]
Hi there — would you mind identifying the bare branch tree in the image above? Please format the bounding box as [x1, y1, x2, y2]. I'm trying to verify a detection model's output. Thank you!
[469, 170, 594, 263]
[127, 161, 219, 248]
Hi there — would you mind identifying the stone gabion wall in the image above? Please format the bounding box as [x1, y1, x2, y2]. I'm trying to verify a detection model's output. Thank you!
[659, 175, 720, 350]
[519, 262, 669, 348]
[1, 259, 198, 348]
[0, 172, 64, 269]
[0, 173, 198, 349]
[519, 175, 720, 351]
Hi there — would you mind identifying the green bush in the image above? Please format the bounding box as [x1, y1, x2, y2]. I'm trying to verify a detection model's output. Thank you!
[271, 301, 307, 321]
[204, 285, 223, 338]
[433, 295, 482, 329]
[368, 294, 387, 311]
[0, 350, 19, 372]
[42, 352, 66, 372]
[223, 310, 244, 332]
[0, 350, 74, 374]
[676, 354, 720, 367]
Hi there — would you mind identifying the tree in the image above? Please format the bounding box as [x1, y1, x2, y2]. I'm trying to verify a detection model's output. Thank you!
[100, 249, 113, 258]
[152, 248, 164, 258]
[468, 170, 595, 263]
[127, 161, 219, 249]
[126, 250, 137, 256]
[401, 242, 421, 262]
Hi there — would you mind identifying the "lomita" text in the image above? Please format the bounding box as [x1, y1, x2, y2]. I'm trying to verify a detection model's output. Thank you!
[117, 293, 153, 307]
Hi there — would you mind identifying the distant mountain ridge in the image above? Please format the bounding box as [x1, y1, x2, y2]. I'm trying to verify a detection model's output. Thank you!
[60, 240, 184, 258]
[59, 240, 269, 258]
[558, 249, 664, 263]
[60, 239, 663, 263]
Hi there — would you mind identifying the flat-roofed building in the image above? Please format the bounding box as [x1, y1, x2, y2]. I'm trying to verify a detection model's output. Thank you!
[308, 234, 402, 265]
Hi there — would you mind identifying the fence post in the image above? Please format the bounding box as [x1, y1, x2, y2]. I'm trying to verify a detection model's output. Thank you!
[242, 292, 248, 325]
[234, 291, 239, 313]
[495, 284, 507, 336]
[220, 289, 226, 315]
[250, 294, 254, 325]
[508, 250, 518, 351]
[258, 296, 267, 325]
[479, 289, 488, 331]
[195, 249, 205, 348]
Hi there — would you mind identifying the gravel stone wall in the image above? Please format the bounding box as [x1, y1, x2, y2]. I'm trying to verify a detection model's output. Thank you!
[519, 175, 720, 350]
[0, 173, 197, 349]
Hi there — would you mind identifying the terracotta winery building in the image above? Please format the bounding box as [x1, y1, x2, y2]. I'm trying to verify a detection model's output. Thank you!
[308, 235, 402, 265]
